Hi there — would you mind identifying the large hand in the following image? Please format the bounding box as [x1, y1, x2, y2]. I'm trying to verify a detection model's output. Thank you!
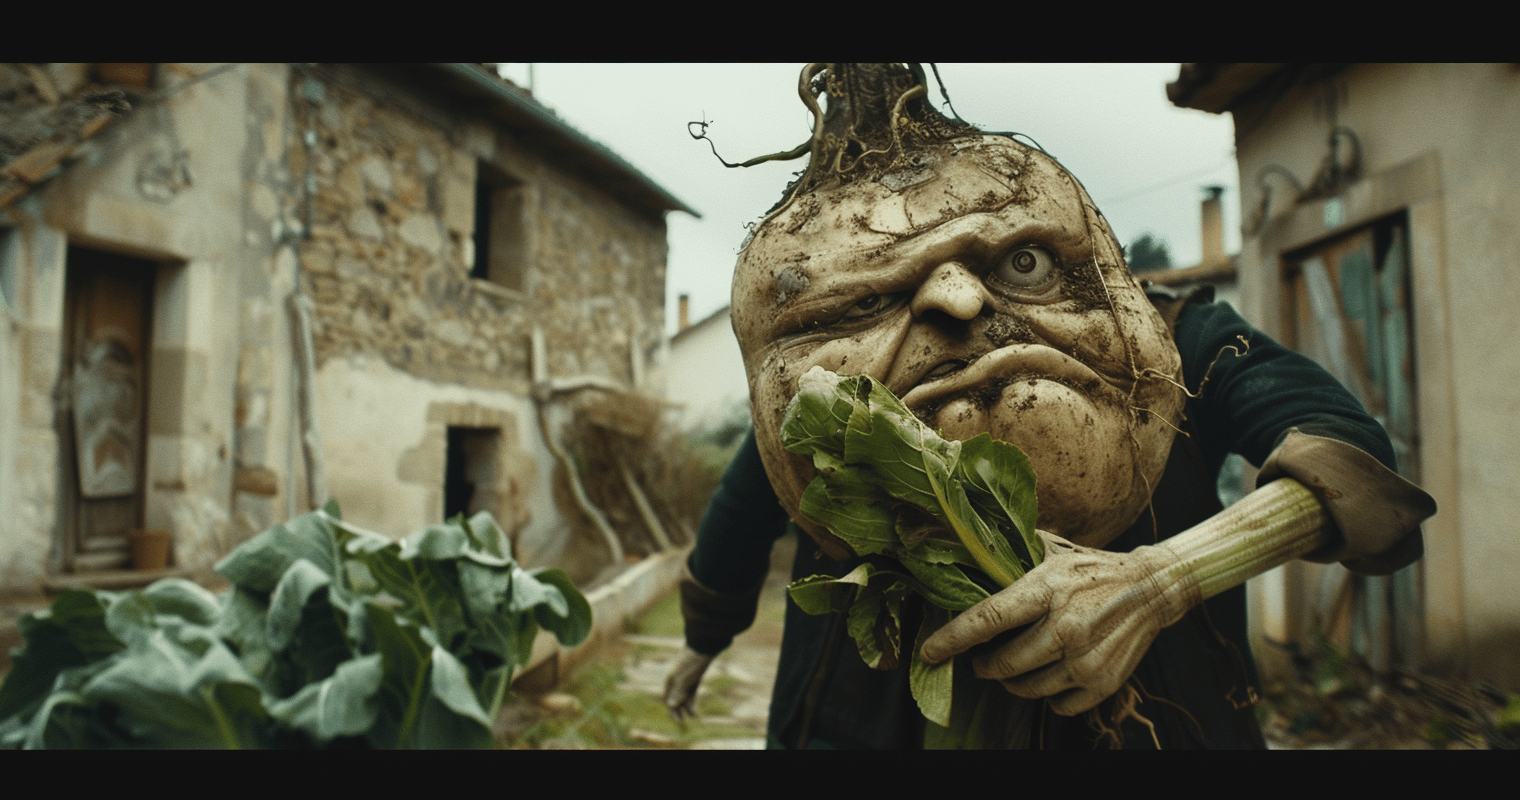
[920, 530, 1200, 716]
[663, 647, 717, 722]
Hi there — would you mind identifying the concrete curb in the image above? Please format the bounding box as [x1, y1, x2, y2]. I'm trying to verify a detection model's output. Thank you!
[515, 546, 689, 690]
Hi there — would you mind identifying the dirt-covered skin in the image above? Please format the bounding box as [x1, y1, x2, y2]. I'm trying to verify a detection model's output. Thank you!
[731, 135, 1184, 559]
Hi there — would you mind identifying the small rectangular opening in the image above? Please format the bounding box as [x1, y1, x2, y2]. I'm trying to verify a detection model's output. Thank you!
[444, 426, 500, 523]
[472, 161, 527, 291]
[471, 179, 492, 281]
[0, 225, 17, 312]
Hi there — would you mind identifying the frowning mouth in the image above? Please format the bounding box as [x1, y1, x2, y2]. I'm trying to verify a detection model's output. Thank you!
[899, 344, 1113, 412]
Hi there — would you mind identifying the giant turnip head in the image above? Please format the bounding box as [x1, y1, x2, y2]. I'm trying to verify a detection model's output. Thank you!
[727, 64, 1185, 559]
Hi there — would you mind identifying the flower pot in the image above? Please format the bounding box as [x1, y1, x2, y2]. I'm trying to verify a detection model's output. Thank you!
[128, 528, 172, 571]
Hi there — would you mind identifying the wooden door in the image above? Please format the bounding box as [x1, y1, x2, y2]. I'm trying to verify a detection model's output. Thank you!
[60, 245, 155, 572]
[1283, 216, 1421, 671]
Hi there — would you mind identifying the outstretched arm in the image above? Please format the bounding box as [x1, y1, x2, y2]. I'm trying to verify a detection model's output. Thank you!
[921, 430, 1435, 716]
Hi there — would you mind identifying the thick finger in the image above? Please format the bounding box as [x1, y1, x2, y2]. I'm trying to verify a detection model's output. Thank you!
[994, 657, 1115, 717]
[970, 622, 1063, 681]
[921, 580, 1050, 664]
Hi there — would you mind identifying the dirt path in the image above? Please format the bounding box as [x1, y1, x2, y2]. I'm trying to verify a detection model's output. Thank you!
[495, 534, 795, 749]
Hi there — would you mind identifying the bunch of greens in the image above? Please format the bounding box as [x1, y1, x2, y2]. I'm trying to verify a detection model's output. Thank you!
[0, 502, 590, 749]
[781, 367, 1043, 735]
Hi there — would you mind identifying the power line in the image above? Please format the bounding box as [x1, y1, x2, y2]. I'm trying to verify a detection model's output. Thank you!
[1097, 157, 1235, 207]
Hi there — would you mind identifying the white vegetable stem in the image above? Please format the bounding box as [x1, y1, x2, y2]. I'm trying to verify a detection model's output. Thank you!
[1156, 478, 1328, 601]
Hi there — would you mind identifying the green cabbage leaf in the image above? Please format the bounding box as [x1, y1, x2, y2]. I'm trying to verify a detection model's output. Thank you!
[781, 367, 1043, 730]
[0, 503, 590, 749]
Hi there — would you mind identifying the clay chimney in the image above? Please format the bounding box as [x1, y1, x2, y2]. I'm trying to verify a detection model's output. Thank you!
[678, 293, 690, 331]
[1201, 185, 1225, 267]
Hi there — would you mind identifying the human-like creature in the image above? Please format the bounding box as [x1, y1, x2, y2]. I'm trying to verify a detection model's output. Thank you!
[666, 64, 1435, 748]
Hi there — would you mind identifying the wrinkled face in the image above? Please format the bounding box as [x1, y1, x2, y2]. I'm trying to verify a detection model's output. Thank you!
[733, 136, 1183, 553]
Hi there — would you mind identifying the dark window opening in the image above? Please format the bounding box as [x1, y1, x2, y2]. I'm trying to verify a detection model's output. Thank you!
[444, 426, 500, 523]
[0, 225, 16, 311]
[471, 179, 492, 281]
[472, 161, 527, 291]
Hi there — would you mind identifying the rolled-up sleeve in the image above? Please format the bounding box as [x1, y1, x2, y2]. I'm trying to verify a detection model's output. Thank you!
[1175, 299, 1435, 575]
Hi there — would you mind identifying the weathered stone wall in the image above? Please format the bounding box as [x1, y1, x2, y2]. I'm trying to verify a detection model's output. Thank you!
[285, 65, 670, 578]
[289, 65, 667, 393]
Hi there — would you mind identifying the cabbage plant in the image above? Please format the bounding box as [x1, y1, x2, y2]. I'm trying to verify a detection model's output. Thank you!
[781, 366, 1042, 740]
[0, 503, 590, 749]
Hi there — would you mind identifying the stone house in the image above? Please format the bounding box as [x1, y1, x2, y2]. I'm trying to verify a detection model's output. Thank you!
[0, 63, 696, 595]
[1169, 63, 1520, 690]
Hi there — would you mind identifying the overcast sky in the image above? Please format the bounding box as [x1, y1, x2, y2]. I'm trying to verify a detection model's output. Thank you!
[494, 63, 1240, 336]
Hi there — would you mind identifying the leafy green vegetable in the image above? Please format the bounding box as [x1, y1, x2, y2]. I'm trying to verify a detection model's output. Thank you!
[780, 367, 1043, 734]
[0, 502, 591, 749]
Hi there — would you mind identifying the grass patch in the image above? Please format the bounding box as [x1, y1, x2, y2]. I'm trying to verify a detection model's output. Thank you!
[497, 641, 764, 749]
[628, 590, 685, 637]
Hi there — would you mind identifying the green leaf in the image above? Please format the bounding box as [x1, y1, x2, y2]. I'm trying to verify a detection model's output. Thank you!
[22, 689, 100, 749]
[463, 511, 507, 559]
[142, 578, 224, 627]
[265, 653, 383, 740]
[525, 568, 593, 648]
[363, 544, 469, 651]
[3, 505, 589, 749]
[428, 645, 492, 727]
[841, 380, 961, 516]
[364, 604, 432, 748]
[897, 555, 991, 611]
[455, 560, 519, 665]
[778, 367, 1049, 740]
[215, 587, 275, 684]
[958, 433, 1043, 568]
[797, 475, 897, 557]
[399, 523, 471, 561]
[788, 562, 875, 616]
[847, 573, 909, 671]
[910, 606, 955, 727]
[780, 367, 858, 459]
[79, 627, 269, 748]
[786, 573, 858, 616]
[215, 510, 341, 593]
[781, 368, 1030, 589]
[266, 559, 334, 652]
[0, 591, 122, 723]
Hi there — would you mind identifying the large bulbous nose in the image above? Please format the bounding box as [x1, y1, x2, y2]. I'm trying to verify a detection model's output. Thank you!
[910, 262, 988, 322]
